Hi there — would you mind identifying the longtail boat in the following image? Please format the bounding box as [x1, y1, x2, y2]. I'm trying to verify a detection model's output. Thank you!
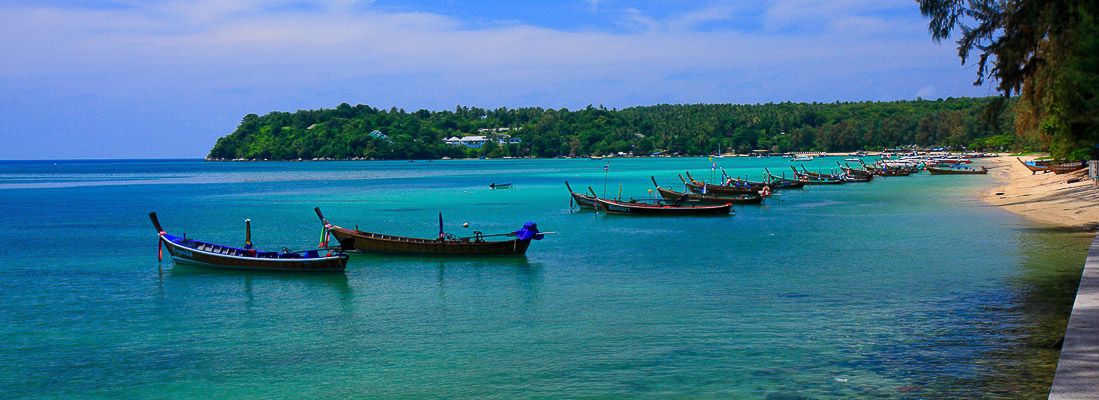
[763, 168, 807, 189]
[860, 160, 912, 176]
[489, 183, 512, 189]
[149, 212, 348, 272]
[588, 187, 732, 215]
[869, 167, 910, 176]
[681, 171, 759, 194]
[874, 166, 913, 176]
[791, 166, 846, 184]
[926, 165, 989, 175]
[839, 163, 874, 181]
[1017, 157, 1051, 174]
[798, 166, 845, 179]
[719, 170, 785, 190]
[1051, 161, 1087, 174]
[653, 177, 763, 204]
[315, 208, 543, 256]
[565, 181, 596, 209]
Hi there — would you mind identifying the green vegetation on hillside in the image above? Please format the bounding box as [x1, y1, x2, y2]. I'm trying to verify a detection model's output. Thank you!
[919, 0, 1099, 159]
[208, 98, 1017, 160]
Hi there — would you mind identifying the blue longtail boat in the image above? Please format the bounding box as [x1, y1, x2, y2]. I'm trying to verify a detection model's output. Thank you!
[150, 212, 348, 272]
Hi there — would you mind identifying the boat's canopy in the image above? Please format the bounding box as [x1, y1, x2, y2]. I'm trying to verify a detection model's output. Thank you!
[513, 222, 544, 241]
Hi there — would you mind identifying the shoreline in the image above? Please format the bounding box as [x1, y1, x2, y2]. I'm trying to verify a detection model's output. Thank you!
[981, 156, 1099, 231]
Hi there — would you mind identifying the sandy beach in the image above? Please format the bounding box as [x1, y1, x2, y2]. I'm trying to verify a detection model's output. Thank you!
[982, 156, 1099, 230]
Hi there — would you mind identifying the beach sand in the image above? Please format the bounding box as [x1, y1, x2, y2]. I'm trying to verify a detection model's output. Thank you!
[982, 156, 1099, 230]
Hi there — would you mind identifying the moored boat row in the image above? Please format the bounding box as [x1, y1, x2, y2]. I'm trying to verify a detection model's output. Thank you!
[568, 156, 991, 217]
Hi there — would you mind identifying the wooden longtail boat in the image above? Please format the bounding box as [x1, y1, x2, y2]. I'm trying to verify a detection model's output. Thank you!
[861, 159, 914, 174]
[681, 171, 759, 194]
[314, 208, 542, 256]
[1051, 161, 1087, 174]
[718, 170, 786, 191]
[565, 181, 596, 209]
[489, 183, 512, 189]
[839, 163, 874, 181]
[791, 166, 846, 184]
[588, 187, 732, 215]
[653, 177, 763, 204]
[874, 167, 912, 176]
[859, 161, 912, 176]
[866, 164, 909, 175]
[763, 168, 807, 189]
[926, 166, 989, 175]
[1017, 157, 1051, 174]
[798, 166, 846, 179]
[149, 212, 348, 272]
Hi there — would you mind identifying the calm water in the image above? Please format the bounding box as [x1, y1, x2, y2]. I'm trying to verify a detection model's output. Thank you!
[0, 158, 1090, 398]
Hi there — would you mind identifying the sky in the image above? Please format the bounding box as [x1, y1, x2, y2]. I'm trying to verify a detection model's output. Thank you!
[0, 0, 995, 159]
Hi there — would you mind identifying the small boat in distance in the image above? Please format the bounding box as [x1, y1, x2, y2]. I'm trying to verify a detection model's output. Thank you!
[315, 208, 544, 256]
[149, 212, 348, 272]
[489, 183, 512, 189]
[926, 165, 989, 175]
[791, 155, 814, 162]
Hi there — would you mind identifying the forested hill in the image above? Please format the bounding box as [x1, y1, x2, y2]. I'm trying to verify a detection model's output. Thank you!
[207, 97, 1017, 160]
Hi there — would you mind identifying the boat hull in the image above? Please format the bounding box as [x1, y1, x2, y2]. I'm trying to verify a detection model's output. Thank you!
[160, 235, 348, 272]
[570, 191, 596, 209]
[768, 180, 806, 189]
[797, 176, 846, 184]
[593, 197, 732, 215]
[656, 186, 763, 204]
[926, 166, 988, 175]
[1017, 157, 1051, 174]
[565, 181, 596, 209]
[683, 182, 758, 195]
[329, 227, 532, 256]
[682, 172, 759, 193]
[1051, 162, 1087, 174]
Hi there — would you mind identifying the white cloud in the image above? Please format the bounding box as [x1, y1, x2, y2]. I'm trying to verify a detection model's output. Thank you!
[763, 0, 912, 34]
[916, 85, 937, 99]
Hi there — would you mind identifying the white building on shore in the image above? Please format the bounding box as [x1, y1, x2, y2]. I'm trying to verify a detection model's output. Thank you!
[444, 134, 521, 149]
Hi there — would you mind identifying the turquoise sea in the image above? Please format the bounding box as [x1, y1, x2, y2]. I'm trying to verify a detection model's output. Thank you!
[0, 157, 1090, 398]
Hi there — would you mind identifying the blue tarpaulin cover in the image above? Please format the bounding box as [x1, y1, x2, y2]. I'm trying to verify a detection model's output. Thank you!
[513, 222, 544, 241]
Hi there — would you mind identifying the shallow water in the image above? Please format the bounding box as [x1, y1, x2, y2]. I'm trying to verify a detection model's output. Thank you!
[0, 158, 1089, 398]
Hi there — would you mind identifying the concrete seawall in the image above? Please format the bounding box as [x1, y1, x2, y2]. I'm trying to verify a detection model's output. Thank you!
[1049, 234, 1099, 399]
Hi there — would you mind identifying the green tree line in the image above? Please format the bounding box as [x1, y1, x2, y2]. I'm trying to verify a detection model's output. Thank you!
[208, 97, 1019, 160]
[919, 0, 1099, 159]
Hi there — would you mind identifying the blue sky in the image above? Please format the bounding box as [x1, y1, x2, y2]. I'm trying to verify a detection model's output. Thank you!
[0, 0, 993, 159]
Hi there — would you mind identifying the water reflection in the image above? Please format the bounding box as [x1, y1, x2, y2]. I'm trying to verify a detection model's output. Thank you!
[163, 264, 352, 296]
[968, 226, 1091, 397]
[424, 256, 542, 299]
